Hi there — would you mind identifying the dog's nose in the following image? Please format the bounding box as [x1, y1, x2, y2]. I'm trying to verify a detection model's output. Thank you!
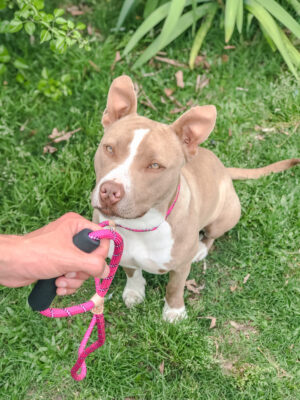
[100, 181, 124, 205]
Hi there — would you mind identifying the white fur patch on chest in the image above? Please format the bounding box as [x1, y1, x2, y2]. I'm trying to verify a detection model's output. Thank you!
[98, 209, 174, 274]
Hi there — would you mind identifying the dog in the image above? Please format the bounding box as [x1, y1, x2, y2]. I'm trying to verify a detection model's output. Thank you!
[91, 75, 299, 323]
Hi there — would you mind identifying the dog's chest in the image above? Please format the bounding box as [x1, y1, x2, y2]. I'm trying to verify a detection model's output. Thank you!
[108, 221, 174, 274]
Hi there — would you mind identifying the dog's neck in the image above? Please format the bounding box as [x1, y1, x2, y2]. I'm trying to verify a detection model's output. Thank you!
[99, 180, 180, 231]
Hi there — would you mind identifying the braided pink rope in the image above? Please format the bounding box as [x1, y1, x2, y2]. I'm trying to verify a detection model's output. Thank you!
[40, 222, 123, 381]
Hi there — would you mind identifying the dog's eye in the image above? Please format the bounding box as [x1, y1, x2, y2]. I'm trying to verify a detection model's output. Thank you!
[104, 145, 113, 154]
[148, 163, 160, 169]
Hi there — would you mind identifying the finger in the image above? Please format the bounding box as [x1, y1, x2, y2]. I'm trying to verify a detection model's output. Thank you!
[55, 277, 85, 290]
[56, 287, 77, 296]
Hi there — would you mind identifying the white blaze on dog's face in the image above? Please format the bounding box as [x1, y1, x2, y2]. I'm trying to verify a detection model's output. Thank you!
[91, 76, 217, 219]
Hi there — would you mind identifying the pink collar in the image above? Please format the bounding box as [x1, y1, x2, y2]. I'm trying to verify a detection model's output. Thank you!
[116, 184, 180, 232]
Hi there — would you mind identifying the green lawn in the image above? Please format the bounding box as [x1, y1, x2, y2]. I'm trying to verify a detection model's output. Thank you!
[0, 1, 299, 399]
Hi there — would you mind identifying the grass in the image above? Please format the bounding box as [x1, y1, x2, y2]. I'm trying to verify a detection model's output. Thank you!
[0, 1, 300, 399]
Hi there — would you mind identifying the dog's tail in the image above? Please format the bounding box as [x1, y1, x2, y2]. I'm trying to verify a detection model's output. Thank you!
[227, 158, 300, 180]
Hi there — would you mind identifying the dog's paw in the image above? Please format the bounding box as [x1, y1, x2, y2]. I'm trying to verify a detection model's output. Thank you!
[122, 288, 145, 308]
[192, 241, 208, 262]
[162, 301, 187, 323]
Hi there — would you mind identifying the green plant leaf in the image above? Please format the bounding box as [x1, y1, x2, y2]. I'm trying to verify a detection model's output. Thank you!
[225, 0, 239, 42]
[76, 23, 86, 30]
[33, 0, 44, 10]
[133, 3, 213, 68]
[13, 58, 29, 70]
[236, 0, 243, 33]
[116, 0, 136, 29]
[256, 0, 300, 39]
[286, 0, 300, 16]
[259, 23, 277, 51]
[0, 45, 10, 63]
[246, 12, 254, 33]
[159, 0, 186, 48]
[144, 0, 159, 18]
[25, 22, 36, 35]
[245, 0, 298, 79]
[0, 0, 6, 10]
[279, 27, 300, 67]
[0, 63, 6, 75]
[40, 29, 51, 43]
[56, 17, 67, 25]
[8, 19, 23, 33]
[54, 8, 64, 18]
[123, 2, 171, 56]
[189, 3, 218, 69]
[0, 20, 9, 33]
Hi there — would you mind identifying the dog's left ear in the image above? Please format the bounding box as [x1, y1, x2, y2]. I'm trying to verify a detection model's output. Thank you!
[102, 75, 137, 128]
[171, 105, 217, 157]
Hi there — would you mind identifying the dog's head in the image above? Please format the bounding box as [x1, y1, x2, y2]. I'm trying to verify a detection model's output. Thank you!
[91, 75, 216, 219]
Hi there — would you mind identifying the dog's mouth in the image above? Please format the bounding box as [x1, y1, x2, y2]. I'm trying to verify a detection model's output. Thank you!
[95, 205, 147, 220]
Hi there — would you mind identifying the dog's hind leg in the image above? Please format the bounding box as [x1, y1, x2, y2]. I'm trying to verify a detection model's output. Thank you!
[122, 267, 146, 308]
[203, 187, 241, 244]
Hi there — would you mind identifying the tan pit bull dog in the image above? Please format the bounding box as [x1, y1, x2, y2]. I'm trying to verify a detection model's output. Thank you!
[91, 75, 299, 323]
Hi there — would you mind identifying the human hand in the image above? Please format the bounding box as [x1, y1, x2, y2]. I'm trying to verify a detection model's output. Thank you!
[0, 213, 110, 295]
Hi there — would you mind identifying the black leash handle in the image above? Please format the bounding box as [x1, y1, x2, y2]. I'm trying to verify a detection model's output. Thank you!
[28, 229, 100, 311]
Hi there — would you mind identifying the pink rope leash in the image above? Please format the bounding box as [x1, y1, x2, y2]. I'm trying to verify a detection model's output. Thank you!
[40, 221, 123, 381]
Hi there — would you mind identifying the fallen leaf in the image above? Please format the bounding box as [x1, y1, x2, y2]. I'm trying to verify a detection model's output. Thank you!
[67, 5, 91, 16]
[170, 106, 186, 114]
[243, 273, 250, 284]
[255, 134, 265, 141]
[159, 360, 164, 375]
[164, 88, 174, 97]
[154, 56, 186, 68]
[228, 128, 232, 137]
[3, 81, 8, 85]
[229, 320, 258, 338]
[87, 24, 93, 35]
[198, 316, 217, 328]
[254, 125, 275, 132]
[230, 284, 237, 292]
[140, 99, 157, 111]
[186, 99, 195, 107]
[43, 145, 57, 154]
[20, 120, 29, 132]
[203, 260, 207, 274]
[196, 75, 210, 91]
[157, 51, 167, 56]
[48, 127, 81, 143]
[224, 45, 236, 49]
[88, 60, 100, 72]
[236, 87, 249, 92]
[111, 51, 121, 72]
[160, 96, 167, 104]
[175, 70, 184, 88]
[221, 54, 229, 62]
[185, 279, 205, 294]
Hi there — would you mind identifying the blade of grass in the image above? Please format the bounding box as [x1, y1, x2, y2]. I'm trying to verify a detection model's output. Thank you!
[133, 3, 213, 68]
[256, 0, 300, 39]
[116, 0, 136, 30]
[159, 0, 186, 48]
[225, 0, 239, 42]
[236, 0, 244, 33]
[286, 0, 300, 16]
[189, 3, 218, 69]
[245, 0, 299, 79]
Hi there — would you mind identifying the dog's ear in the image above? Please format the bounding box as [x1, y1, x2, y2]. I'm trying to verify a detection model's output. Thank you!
[102, 75, 137, 128]
[171, 106, 217, 157]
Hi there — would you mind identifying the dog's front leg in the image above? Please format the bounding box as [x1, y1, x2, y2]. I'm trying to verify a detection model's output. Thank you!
[163, 264, 191, 323]
[122, 267, 146, 308]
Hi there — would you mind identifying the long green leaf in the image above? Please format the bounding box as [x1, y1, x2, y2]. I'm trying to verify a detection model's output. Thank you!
[236, 0, 243, 33]
[123, 2, 171, 56]
[225, 0, 239, 42]
[123, 0, 211, 56]
[286, 0, 300, 16]
[245, 0, 298, 79]
[189, 3, 218, 69]
[260, 23, 277, 51]
[144, 0, 160, 19]
[279, 28, 300, 67]
[116, 0, 136, 30]
[133, 3, 213, 69]
[256, 0, 300, 39]
[159, 0, 186, 48]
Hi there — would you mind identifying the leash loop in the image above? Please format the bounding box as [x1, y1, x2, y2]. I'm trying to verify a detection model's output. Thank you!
[39, 221, 123, 381]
